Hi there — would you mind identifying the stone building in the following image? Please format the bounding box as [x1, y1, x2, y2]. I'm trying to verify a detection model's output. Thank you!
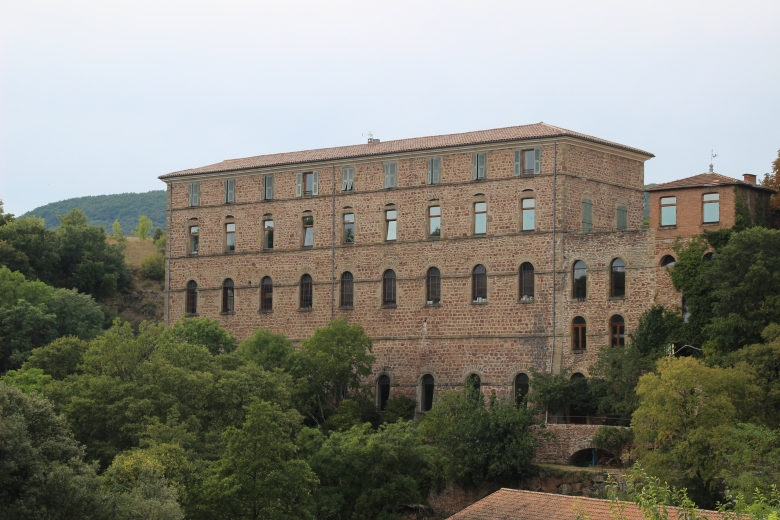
[158, 123, 773, 414]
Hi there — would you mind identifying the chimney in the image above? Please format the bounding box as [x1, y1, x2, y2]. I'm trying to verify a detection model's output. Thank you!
[367, 138, 380, 144]
[743, 173, 757, 185]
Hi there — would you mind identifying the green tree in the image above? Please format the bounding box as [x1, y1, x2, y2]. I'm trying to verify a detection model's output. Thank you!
[237, 328, 295, 370]
[632, 357, 759, 507]
[0, 199, 13, 226]
[291, 318, 375, 425]
[718, 423, 780, 497]
[203, 399, 318, 520]
[419, 388, 541, 486]
[0, 382, 110, 519]
[153, 227, 164, 241]
[670, 236, 715, 351]
[302, 421, 437, 519]
[161, 317, 237, 355]
[0, 367, 52, 394]
[0, 216, 60, 282]
[112, 219, 127, 250]
[0, 300, 58, 371]
[726, 326, 780, 428]
[24, 336, 89, 380]
[132, 215, 154, 241]
[140, 253, 165, 281]
[763, 148, 780, 211]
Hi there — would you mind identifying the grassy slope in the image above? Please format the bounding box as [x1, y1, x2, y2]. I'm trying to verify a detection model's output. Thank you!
[22, 191, 166, 235]
[104, 237, 165, 327]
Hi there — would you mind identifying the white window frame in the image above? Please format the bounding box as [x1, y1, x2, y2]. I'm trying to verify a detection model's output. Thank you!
[342, 167, 355, 192]
[384, 163, 397, 189]
[427, 158, 441, 185]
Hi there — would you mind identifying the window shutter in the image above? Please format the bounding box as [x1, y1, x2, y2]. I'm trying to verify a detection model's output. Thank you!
[190, 183, 199, 206]
[384, 164, 390, 188]
[473, 155, 478, 180]
[534, 148, 541, 174]
[478, 154, 486, 179]
[384, 164, 396, 188]
[349, 169, 354, 190]
[296, 173, 302, 197]
[225, 179, 235, 203]
[582, 199, 593, 232]
[427, 159, 433, 184]
[312, 171, 319, 195]
[265, 176, 274, 200]
[432, 158, 440, 184]
[188, 183, 194, 205]
[342, 169, 348, 191]
[514, 151, 520, 176]
[617, 206, 627, 230]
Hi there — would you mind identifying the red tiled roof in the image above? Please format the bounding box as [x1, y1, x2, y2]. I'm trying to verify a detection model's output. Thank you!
[647, 173, 775, 193]
[159, 123, 653, 179]
[447, 489, 724, 520]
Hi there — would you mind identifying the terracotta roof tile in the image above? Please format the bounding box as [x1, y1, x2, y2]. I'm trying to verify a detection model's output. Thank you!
[160, 123, 653, 179]
[447, 489, 724, 520]
[647, 173, 775, 193]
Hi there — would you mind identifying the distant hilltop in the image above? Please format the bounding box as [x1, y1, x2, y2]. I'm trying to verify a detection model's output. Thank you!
[22, 190, 166, 235]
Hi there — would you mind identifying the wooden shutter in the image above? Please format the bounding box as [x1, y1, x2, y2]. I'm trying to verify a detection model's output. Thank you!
[296, 173, 302, 197]
[427, 159, 433, 184]
[617, 206, 627, 230]
[477, 154, 486, 179]
[225, 179, 235, 203]
[312, 172, 319, 195]
[514, 151, 521, 176]
[384, 163, 396, 188]
[190, 183, 199, 206]
[473, 155, 478, 180]
[432, 158, 440, 184]
[188, 183, 194, 206]
[582, 199, 593, 232]
[342, 169, 349, 191]
[534, 148, 541, 174]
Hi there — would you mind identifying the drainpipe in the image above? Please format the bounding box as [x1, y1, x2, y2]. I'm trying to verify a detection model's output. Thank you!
[546, 142, 558, 424]
[166, 182, 172, 326]
[331, 165, 336, 321]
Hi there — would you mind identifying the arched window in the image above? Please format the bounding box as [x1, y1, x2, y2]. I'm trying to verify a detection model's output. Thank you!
[340, 272, 354, 308]
[519, 262, 534, 301]
[186, 281, 198, 315]
[300, 274, 313, 309]
[377, 375, 390, 412]
[515, 373, 529, 404]
[260, 277, 273, 311]
[222, 279, 234, 313]
[573, 261, 587, 300]
[426, 267, 441, 305]
[703, 252, 715, 261]
[610, 258, 626, 298]
[472, 264, 487, 302]
[466, 373, 481, 393]
[421, 374, 435, 412]
[610, 315, 625, 347]
[660, 255, 676, 267]
[572, 317, 587, 351]
[571, 372, 585, 380]
[382, 270, 396, 306]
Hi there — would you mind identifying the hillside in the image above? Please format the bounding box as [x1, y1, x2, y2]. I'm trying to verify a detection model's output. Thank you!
[22, 190, 166, 235]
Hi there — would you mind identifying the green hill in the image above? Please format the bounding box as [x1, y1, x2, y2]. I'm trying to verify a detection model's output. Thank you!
[22, 191, 166, 235]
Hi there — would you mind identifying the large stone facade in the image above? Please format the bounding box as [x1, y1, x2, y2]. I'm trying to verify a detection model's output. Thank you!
[159, 124, 772, 411]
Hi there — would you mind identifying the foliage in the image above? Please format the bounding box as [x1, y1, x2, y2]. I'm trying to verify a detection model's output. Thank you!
[154, 231, 167, 254]
[624, 464, 709, 520]
[132, 215, 154, 241]
[419, 388, 541, 486]
[528, 369, 601, 420]
[0, 382, 109, 519]
[0, 300, 58, 371]
[237, 328, 294, 370]
[161, 317, 237, 355]
[632, 357, 758, 507]
[21, 190, 166, 235]
[112, 220, 127, 250]
[140, 252, 165, 281]
[24, 336, 89, 380]
[670, 236, 715, 351]
[718, 423, 780, 497]
[153, 227, 164, 241]
[762, 148, 780, 211]
[0, 367, 52, 394]
[382, 394, 417, 424]
[718, 485, 780, 520]
[202, 399, 318, 520]
[302, 421, 437, 519]
[0, 215, 60, 282]
[291, 318, 375, 425]
[0, 199, 13, 226]
[591, 426, 633, 466]
[726, 328, 780, 428]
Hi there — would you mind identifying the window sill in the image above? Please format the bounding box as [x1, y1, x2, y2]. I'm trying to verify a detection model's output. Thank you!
[517, 298, 535, 304]
[571, 298, 588, 303]
[259, 309, 273, 314]
[425, 302, 442, 307]
[521, 229, 535, 233]
[572, 349, 587, 354]
[608, 296, 625, 301]
[702, 221, 720, 226]
[381, 304, 397, 309]
[185, 313, 199, 318]
[224, 250, 235, 254]
[262, 248, 274, 252]
[343, 242, 355, 246]
[660, 225, 677, 229]
[339, 306, 354, 310]
[427, 236, 441, 240]
[471, 300, 488, 305]
[302, 246, 313, 249]
[220, 312, 235, 316]
[298, 307, 313, 312]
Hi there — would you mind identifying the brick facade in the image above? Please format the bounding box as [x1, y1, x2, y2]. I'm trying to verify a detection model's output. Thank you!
[159, 124, 771, 412]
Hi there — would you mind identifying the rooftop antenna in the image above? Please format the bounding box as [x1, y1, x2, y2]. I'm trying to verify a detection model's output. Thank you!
[362, 131, 379, 144]
[709, 150, 717, 173]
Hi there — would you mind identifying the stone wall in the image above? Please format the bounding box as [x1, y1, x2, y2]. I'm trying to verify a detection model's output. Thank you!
[535, 424, 605, 464]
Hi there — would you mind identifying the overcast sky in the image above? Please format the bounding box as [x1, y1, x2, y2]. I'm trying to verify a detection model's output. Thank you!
[1, 0, 779, 216]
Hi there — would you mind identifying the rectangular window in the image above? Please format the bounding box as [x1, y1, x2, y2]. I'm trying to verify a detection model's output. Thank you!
[428, 158, 441, 185]
[522, 198, 535, 231]
[188, 183, 200, 206]
[263, 220, 274, 249]
[428, 206, 441, 237]
[297, 172, 319, 197]
[385, 210, 397, 241]
[343, 213, 355, 243]
[661, 197, 677, 226]
[225, 179, 235, 203]
[703, 193, 720, 223]
[225, 223, 235, 252]
[617, 206, 627, 231]
[342, 168, 354, 192]
[474, 202, 487, 234]
[384, 163, 397, 189]
[515, 148, 541, 175]
[189, 226, 199, 255]
[263, 175, 274, 200]
[303, 215, 314, 247]
[582, 199, 593, 232]
[473, 153, 486, 180]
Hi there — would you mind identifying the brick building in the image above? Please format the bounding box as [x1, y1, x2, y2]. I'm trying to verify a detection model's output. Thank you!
[158, 123, 773, 414]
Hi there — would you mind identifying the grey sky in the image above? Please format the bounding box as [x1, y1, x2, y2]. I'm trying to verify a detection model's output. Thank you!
[2, 0, 778, 216]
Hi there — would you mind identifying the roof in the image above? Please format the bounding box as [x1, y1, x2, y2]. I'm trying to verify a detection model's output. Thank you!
[159, 122, 654, 179]
[647, 173, 775, 193]
[447, 489, 723, 520]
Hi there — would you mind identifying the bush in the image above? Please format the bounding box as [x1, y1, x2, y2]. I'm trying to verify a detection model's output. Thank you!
[382, 395, 417, 424]
[591, 426, 633, 466]
[140, 253, 165, 281]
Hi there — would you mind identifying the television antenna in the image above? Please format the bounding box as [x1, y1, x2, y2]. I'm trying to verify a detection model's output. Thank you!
[709, 150, 718, 173]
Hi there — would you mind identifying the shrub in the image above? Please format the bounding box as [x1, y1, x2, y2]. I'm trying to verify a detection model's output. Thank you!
[140, 252, 165, 281]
